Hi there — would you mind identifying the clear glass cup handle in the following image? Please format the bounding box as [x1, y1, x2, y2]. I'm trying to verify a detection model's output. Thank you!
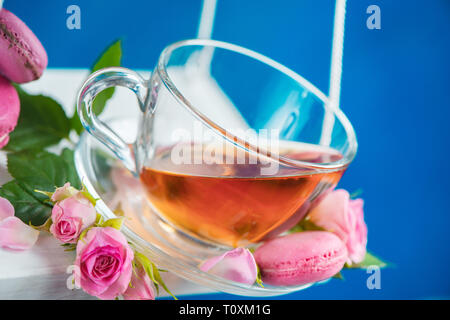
[77, 67, 148, 175]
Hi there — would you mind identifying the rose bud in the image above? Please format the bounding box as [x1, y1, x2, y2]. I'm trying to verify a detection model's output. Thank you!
[50, 182, 79, 202]
[308, 189, 368, 265]
[50, 192, 96, 243]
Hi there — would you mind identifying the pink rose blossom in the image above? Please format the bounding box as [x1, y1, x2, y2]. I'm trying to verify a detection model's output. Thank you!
[74, 227, 134, 300]
[0, 196, 39, 250]
[51, 182, 78, 202]
[308, 189, 368, 264]
[123, 265, 155, 300]
[50, 193, 96, 243]
[200, 248, 257, 285]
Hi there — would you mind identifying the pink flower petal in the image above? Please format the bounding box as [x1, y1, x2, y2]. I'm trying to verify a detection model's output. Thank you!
[123, 267, 155, 300]
[0, 216, 39, 250]
[0, 196, 14, 220]
[347, 199, 367, 264]
[0, 134, 10, 149]
[200, 248, 257, 285]
[97, 261, 133, 300]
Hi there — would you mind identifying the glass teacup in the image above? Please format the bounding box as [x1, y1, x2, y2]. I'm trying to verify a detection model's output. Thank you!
[77, 39, 357, 247]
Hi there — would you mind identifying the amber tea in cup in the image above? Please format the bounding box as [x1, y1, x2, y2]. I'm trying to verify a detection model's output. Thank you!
[139, 141, 345, 247]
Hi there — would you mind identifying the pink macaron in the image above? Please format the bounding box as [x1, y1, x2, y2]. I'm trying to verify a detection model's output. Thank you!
[254, 231, 347, 286]
[0, 74, 20, 148]
[0, 8, 47, 83]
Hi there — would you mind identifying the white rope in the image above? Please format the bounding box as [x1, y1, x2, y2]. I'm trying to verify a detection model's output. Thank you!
[196, 0, 218, 73]
[197, 0, 217, 39]
[320, 0, 347, 146]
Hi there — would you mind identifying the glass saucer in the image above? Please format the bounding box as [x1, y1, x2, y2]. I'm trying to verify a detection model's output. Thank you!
[74, 116, 318, 297]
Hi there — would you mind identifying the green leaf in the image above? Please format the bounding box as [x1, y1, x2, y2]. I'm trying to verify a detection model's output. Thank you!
[134, 252, 177, 300]
[113, 202, 125, 217]
[61, 148, 82, 189]
[6, 87, 71, 152]
[332, 272, 344, 280]
[135, 252, 159, 293]
[78, 227, 92, 243]
[91, 40, 122, 115]
[101, 217, 124, 230]
[346, 252, 388, 269]
[0, 180, 52, 225]
[69, 116, 84, 136]
[288, 218, 326, 234]
[350, 188, 363, 199]
[255, 264, 264, 288]
[7, 150, 81, 193]
[79, 184, 98, 206]
[30, 217, 52, 232]
[62, 243, 77, 252]
[95, 213, 105, 226]
[151, 262, 177, 300]
[34, 189, 54, 199]
[71, 40, 122, 134]
[359, 252, 388, 268]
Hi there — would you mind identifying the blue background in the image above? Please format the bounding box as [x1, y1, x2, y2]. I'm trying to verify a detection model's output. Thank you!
[4, 0, 450, 299]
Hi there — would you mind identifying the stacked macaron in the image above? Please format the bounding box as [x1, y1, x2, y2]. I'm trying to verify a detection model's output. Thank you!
[0, 8, 47, 148]
[0, 75, 19, 148]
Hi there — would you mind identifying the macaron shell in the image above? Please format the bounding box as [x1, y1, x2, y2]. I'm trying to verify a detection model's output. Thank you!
[0, 9, 47, 83]
[0, 74, 20, 148]
[254, 231, 347, 286]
